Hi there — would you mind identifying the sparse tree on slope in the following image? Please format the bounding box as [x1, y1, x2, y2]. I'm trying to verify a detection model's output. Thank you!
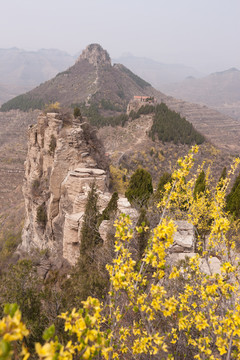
[125, 168, 153, 208]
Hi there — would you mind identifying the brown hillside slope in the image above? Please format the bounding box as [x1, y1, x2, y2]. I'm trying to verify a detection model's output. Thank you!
[98, 114, 234, 191]
[163, 97, 240, 154]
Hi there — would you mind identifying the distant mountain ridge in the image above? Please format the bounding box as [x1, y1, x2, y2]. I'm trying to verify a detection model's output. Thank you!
[113, 54, 203, 88]
[162, 67, 240, 120]
[0, 47, 74, 86]
[0, 47, 75, 105]
[162, 67, 240, 105]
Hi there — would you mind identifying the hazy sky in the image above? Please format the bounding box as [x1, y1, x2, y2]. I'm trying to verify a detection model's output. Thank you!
[1, 0, 240, 73]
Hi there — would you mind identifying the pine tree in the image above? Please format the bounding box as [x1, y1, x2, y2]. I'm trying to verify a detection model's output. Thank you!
[194, 170, 206, 198]
[80, 183, 101, 254]
[98, 192, 119, 226]
[136, 208, 150, 258]
[74, 183, 107, 301]
[73, 106, 82, 121]
[226, 172, 240, 218]
[125, 168, 153, 208]
[219, 166, 227, 182]
[156, 172, 172, 200]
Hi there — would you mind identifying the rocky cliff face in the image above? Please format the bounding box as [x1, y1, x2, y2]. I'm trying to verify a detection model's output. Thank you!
[20, 112, 138, 265]
[21, 112, 105, 262]
[77, 43, 111, 67]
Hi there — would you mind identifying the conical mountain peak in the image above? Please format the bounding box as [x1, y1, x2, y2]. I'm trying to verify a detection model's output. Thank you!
[1, 43, 163, 112]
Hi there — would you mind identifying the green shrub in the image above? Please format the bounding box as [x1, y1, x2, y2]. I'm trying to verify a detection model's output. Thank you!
[136, 208, 150, 258]
[194, 170, 206, 198]
[80, 183, 102, 253]
[125, 168, 153, 208]
[129, 110, 140, 120]
[0, 231, 22, 267]
[156, 172, 172, 201]
[73, 107, 82, 119]
[98, 192, 119, 226]
[117, 89, 125, 99]
[149, 103, 205, 145]
[218, 166, 227, 184]
[100, 99, 122, 112]
[0, 259, 45, 351]
[137, 104, 155, 115]
[77, 183, 107, 300]
[226, 172, 240, 218]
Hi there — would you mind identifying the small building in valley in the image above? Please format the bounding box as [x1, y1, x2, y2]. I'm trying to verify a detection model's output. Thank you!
[127, 96, 156, 114]
[133, 96, 155, 103]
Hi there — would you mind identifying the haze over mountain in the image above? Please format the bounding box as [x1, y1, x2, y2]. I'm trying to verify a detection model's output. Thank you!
[2, 43, 240, 155]
[0, 48, 75, 105]
[162, 68, 240, 120]
[113, 54, 203, 88]
[2, 45, 240, 118]
[2, 45, 239, 113]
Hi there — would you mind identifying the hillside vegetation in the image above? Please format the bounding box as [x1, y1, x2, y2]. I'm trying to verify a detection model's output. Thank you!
[79, 102, 205, 148]
[0, 94, 45, 112]
[150, 103, 205, 145]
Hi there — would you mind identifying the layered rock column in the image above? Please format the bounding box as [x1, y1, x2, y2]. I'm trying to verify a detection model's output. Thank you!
[21, 113, 108, 264]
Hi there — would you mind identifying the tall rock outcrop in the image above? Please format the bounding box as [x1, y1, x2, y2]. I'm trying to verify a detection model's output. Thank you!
[77, 43, 111, 67]
[21, 112, 107, 263]
[20, 112, 138, 265]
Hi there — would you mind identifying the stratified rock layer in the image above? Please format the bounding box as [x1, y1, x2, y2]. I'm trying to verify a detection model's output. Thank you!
[21, 113, 110, 264]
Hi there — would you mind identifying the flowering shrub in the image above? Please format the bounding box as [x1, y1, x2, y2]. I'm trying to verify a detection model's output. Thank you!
[1, 146, 240, 359]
